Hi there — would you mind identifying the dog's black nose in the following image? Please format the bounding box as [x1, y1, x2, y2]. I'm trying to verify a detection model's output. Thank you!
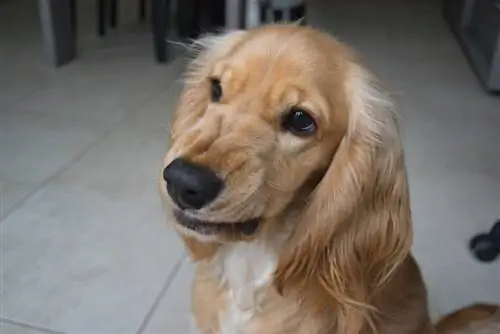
[163, 158, 224, 210]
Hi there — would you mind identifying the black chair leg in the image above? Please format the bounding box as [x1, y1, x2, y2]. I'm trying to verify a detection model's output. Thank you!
[110, 0, 118, 28]
[97, 0, 106, 36]
[210, 0, 226, 30]
[139, 0, 147, 22]
[177, 0, 201, 39]
[70, 0, 77, 39]
[151, 0, 170, 63]
[290, 3, 306, 24]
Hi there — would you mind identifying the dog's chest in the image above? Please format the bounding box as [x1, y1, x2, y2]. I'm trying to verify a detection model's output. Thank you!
[216, 242, 277, 334]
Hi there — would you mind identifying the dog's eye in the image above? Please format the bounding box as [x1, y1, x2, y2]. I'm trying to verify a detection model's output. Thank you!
[210, 78, 222, 102]
[282, 108, 317, 136]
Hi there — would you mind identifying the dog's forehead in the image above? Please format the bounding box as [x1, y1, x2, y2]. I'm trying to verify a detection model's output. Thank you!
[228, 29, 322, 76]
[215, 27, 349, 95]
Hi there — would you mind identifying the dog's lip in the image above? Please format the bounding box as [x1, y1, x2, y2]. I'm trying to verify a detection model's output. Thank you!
[173, 210, 260, 236]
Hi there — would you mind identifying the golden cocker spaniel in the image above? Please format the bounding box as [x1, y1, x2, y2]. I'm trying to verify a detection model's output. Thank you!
[160, 24, 500, 334]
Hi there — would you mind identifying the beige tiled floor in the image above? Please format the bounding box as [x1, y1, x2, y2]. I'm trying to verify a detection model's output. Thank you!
[1, 0, 499, 333]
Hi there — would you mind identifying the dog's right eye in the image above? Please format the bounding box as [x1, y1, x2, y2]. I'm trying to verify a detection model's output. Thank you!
[282, 107, 317, 136]
[210, 78, 222, 102]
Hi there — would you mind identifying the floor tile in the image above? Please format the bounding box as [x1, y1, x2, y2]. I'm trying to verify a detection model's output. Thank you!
[17, 66, 163, 126]
[0, 108, 106, 186]
[142, 259, 195, 334]
[409, 167, 500, 319]
[404, 118, 500, 176]
[15, 36, 184, 127]
[0, 65, 47, 108]
[1, 183, 185, 334]
[53, 110, 173, 206]
[1, 83, 185, 333]
[0, 181, 34, 220]
[126, 73, 185, 132]
[50, 58, 184, 205]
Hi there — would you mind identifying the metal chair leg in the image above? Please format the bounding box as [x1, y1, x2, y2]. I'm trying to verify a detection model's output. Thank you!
[110, 0, 118, 28]
[97, 0, 106, 36]
[139, 0, 147, 22]
[151, 0, 170, 63]
[177, 0, 201, 39]
[70, 0, 77, 39]
[211, 0, 226, 29]
[38, 0, 77, 67]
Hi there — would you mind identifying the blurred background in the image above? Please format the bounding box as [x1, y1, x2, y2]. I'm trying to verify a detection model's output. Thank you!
[1, 0, 499, 333]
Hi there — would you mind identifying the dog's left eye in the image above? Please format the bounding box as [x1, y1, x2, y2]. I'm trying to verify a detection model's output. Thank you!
[282, 107, 317, 136]
[210, 78, 222, 102]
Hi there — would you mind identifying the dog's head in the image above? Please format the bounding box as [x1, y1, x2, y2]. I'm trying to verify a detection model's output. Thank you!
[161, 25, 412, 326]
[162, 25, 349, 240]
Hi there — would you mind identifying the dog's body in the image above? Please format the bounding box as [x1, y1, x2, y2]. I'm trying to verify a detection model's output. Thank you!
[192, 236, 432, 334]
[161, 24, 499, 333]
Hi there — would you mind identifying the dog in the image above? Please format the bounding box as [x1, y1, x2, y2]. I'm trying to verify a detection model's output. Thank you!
[160, 24, 500, 333]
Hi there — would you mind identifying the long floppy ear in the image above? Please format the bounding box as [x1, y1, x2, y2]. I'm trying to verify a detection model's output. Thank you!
[274, 64, 412, 332]
[170, 30, 247, 261]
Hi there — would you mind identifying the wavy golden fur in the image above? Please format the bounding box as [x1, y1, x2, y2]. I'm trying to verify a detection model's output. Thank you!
[161, 24, 500, 334]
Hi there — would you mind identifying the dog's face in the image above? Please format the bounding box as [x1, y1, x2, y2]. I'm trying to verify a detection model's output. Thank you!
[162, 26, 351, 241]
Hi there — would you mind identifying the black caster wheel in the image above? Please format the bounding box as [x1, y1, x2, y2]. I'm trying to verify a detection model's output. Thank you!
[470, 233, 500, 263]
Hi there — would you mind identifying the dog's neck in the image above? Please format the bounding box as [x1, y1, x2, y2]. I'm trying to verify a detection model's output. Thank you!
[212, 216, 293, 291]
[208, 217, 293, 333]
[197, 185, 313, 333]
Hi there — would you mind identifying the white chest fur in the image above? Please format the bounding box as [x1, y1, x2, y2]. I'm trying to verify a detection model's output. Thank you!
[216, 241, 277, 334]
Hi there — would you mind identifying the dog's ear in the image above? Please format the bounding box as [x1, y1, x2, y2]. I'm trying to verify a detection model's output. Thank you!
[274, 64, 412, 332]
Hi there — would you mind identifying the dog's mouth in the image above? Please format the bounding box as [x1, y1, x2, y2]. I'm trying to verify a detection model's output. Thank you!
[173, 210, 260, 236]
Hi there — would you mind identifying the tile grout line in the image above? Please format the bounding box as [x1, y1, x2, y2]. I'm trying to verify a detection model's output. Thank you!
[0, 74, 48, 114]
[0, 113, 129, 223]
[135, 255, 185, 334]
[0, 56, 185, 225]
[0, 318, 67, 334]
